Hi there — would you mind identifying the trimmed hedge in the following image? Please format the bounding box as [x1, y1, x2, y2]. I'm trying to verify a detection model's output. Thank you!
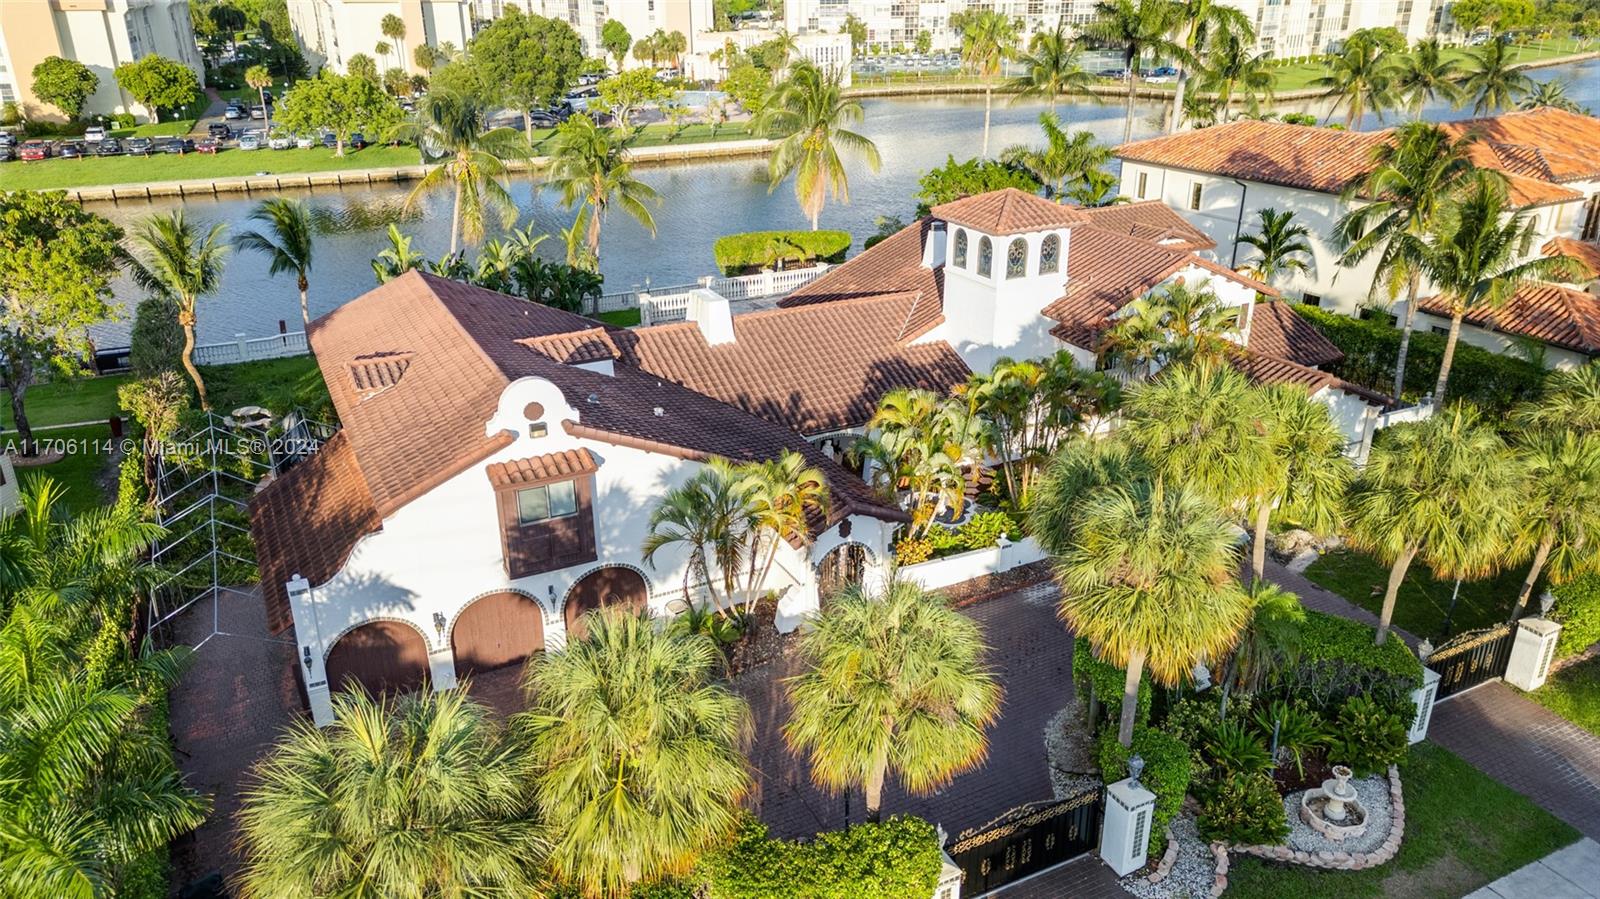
[1097, 727, 1192, 860]
[1073, 636, 1153, 729]
[699, 816, 944, 899]
[712, 230, 852, 276]
[1276, 611, 1422, 719]
[1294, 305, 1546, 415]
[1551, 574, 1600, 658]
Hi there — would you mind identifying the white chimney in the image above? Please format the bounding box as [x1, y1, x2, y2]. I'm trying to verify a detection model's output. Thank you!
[687, 288, 736, 345]
[922, 221, 947, 269]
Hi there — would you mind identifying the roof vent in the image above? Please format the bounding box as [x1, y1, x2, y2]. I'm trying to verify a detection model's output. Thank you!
[586, 393, 599, 405]
[653, 406, 665, 417]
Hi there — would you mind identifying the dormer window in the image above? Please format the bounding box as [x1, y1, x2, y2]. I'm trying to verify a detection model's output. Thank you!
[1040, 234, 1060, 274]
[953, 228, 968, 268]
[487, 449, 600, 578]
[978, 237, 993, 277]
[1006, 239, 1027, 279]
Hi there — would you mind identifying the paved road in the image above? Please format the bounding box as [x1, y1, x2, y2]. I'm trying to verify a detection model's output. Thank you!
[1465, 838, 1600, 899]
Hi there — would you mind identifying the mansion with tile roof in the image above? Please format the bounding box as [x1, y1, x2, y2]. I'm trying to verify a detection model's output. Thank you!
[252, 189, 1392, 724]
[1114, 108, 1600, 371]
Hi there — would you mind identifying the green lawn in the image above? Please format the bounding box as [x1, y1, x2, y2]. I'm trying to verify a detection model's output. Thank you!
[1525, 656, 1600, 738]
[11, 424, 116, 513]
[1304, 548, 1530, 640]
[1226, 742, 1578, 899]
[1270, 38, 1592, 93]
[1, 375, 131, 431]
[1, 144, 425, 191]
[109, 119, 199, 139]
[595, 308, 642, 327]
[200, 355, 330, 420]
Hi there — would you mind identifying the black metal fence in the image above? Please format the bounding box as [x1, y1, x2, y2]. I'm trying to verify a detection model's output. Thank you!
[1429, 623, 1515, 699]
[946, 787, 1102, 896]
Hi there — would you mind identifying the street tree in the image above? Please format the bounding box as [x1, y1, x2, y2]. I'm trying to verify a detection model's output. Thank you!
[470, 8, 585, 141]
[113, 55, 200, 122]
[29, 56, 98, 119]
[276, 70, 402, 155]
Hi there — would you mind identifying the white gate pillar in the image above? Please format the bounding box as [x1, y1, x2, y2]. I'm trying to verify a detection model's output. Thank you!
[287, 576, 335, 727]
[1408, 667, 1441, 744]
[1505, 618, 1563, 691]
[1101, 775, 1156, 876]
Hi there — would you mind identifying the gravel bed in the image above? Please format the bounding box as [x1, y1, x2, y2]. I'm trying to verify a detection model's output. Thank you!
[1044, 701, 1102, 798]
[1283, 773, 1392, 855]
[1121, 814, 1215, 899]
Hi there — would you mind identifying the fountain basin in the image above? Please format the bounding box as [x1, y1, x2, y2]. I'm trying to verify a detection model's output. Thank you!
[1299, 765, 1369, 841]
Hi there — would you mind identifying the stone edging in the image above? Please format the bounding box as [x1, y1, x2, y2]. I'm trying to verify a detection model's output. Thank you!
[1143, 824, 1180, 883]
[1142, 822, 1229, 898]
[1224, 765, 1405, 872]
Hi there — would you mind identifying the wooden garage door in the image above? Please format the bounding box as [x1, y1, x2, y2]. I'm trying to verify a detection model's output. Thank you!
[452, 592, 545, 678]
[564, 567, 649, 642]
[325, 620, 429, 696]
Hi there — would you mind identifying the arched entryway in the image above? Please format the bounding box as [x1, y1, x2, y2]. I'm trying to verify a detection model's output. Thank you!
[817, 542, 870, 601]
[324, 619, 429, 696]
[452, 591, 546, 678]
[564, 566, 649, 642]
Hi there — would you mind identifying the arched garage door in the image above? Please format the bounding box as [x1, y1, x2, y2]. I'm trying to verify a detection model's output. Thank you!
[452, 592, 546, 678]
[325, 620, 429, 696]
[564, 566, 649, 642]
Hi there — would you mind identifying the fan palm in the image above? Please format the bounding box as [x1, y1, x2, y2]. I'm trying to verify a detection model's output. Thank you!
[393, 91, 526, 255]
[1001, 112, 1113, 198]
[1198, 30, 1274, 121]
[233, 198, 316, 327]
[642, 458, 752, 615]
[1505, 429, 1600, 621]
[1333, 122, 1478, 402]
[125, 210, 229, 410]
[737, 450, 829, 611]
[1463, 39, 1534, 114]
[1053, 479, 1252, 745]
[1028, 435, 1150, 556]
[1225, 582, 1305, 692]
[237, 688, 541, 899]
[545, 113, 659, 265]
[1393, 38, 1464, 115]
[1083, 0, 1187, 142]
[1346, 405, 1522, 645]
[753, 60, 880, 231]
[1518, 78, 1582, 111]
[519, 609, 749, 897]
[957, 9, 1021, 157]
[1245, 385, 1354, 583]
[1237, 207, 1313, 288]
[245, 64, 273, 137]
[1168, 0, 1254, 133]
[1311, 32, 1397, 127]
[1006, 20, 1096, 113]
[785, 579, 1001, 822]
[1517, 362, 1600, 433]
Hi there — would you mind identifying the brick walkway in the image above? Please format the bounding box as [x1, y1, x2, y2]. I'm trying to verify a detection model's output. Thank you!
[987, 855, 1127, 898]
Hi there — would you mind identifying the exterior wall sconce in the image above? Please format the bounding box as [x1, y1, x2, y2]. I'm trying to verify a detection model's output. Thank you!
[432, 612, 447, 639]
[302, 646, 313, 671]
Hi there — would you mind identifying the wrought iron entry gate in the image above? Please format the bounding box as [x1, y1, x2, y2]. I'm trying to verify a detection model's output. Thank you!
[947, 788, 1102, 896]
[1430, 624, 1515, 699]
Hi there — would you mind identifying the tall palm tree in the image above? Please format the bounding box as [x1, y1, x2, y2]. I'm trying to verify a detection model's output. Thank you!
[519, 609, 749, 897]
[956, 9, 1021, 157]
[1006, 19, 1096, 112]
[1001, 112, 1113, 198]
[393, 91, 526, 255]
[125, 210, 229, 410]
[753, 60, 880, 230]
[1518, 78, 1582, 111]
[545, 113, 659, 265]
[1346, 405, 1521, 645]
[1463, 39, 1534, 114]
[1333, 122, 1478, 402]
[1311, 32, 1397, 127]
[1237, 207, 1313, 288]
[1168, 0, 1254, 133]
[1393, 38, 1464, 115]
[380, 12, 407, 71]
[237, 689, 541, 899]
[233, 198, 316, 327]
[1198, 31, 1274, 121]
[1052, 478, 1253, 745]
[1082, 0, 1186, 142]
[642, 458, 752, 615]
[784, 579, 1001, 823]
[1419, 171, 1581, 399]
[1517, 362, 1600, 433]
[1103, 280, 1240, 376]
[1505, 429, 1600, 621]
[1245, 385, 1354, 583]
[245, 64, 273, 138]
[737, 450, 829, 610]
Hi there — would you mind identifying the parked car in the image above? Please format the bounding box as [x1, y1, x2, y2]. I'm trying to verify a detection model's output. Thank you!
[1143, 72, 1176, 83]
[268, 132, 292, 150]
[56, 141, 86, 159]
[249, 104, 269, 120]
[125, 137, 154, 156]
[18, 140, 49, 161]
[82, 125, 107, 142]
[295, 133, 315, 149]
[0, 131, 17, 148]
[208, 122, 233, 139]
[348, 132, 368, 149]
[1098, 68, 1129, 79]
[224, 105, 245, 120]
[0, 145, 15, 162]
[238, 130, 262, 150]
[95, 138, 122, 156]
[1148, 66, 1178, 77]
[321, 131, 338, 149]
[160, 137, 196, 154]
[196, 137, 221, 153]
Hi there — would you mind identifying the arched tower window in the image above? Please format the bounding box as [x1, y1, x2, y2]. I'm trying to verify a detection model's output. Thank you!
[1006, 238, 1028, 279]
[1040, 234, 1061, 274]
[977, 236, 993, 277]
[953, 229, 968, 268]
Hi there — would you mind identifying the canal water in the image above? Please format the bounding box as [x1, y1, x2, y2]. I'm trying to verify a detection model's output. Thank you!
[87, 57, 1600, 346]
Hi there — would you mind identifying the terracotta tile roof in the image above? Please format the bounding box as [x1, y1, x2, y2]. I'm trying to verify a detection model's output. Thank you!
[930, 188, 1090, 235]
[619, 294, 969, 434]
[250, 432, 382, 634]
[1244, 301, 1344, 368]
[781, 217, 943, 319]
[1078, 200, 1215, 251]
[1544, 238, 1600, 282]
[486, 448, 600, 488]
[348, 351, 413, 399]
[520, 327, 621, 364]
[1417, 281, 1600, 355]
[1443, 108, 1600, 182]
[1227, 349, 1340, 392]
[1039, 227, 1202, 345]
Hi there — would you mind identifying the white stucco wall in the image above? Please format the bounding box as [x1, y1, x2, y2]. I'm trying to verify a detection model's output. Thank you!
[931, 224, 1073, 372]
[1413, 312, 1594, 371]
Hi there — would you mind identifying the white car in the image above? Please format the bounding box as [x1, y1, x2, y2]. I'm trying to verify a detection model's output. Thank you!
[269, 133, 292, 150]
[1143, 73, 1176, 83]
[238, 130, 262, 150]
[224, 106, 245, 121]
[295, 134, 315, 149]
[83, 125, 106, 142]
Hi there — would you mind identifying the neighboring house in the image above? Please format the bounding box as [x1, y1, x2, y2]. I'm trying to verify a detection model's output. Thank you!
[253, 188, 1389, 722]
[1113, 109, 1600, 338]
[1415, 280, 1600, 370]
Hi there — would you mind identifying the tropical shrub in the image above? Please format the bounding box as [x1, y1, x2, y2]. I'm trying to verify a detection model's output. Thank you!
[1276, 610, 1421, 719]
[699, 816, 943, 899]
[1164, 692, 1255, 769]
[712, 229, 852, 275]
[1550, 573, 1600, 658]
[958, 510, 1017, 550]
[1097, 727, 1192, 860]
[1197, 772, 1290, 846]
[130, 297, 185, 375]
[894, 536, 933, 565]
[1073, 636, 1153, 730]
[1203, 719, 1273, 777]
[927, 525, 965, 556]
[1252, 700, 1329, 779]
[1329, 695, 1409, 776]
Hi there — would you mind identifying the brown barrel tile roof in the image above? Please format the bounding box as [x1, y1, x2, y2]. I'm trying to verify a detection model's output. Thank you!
[1445, 108, 1600, 182]
[1544, 238, 1600, 282]
[486, 448, 600, 488]
[521, 327, 622, 364]
[1245, 300, 1344, 368]
[931, 187, 1090, 235]
[1417, 281, 1600, 355]
[1078, 200, 1216, 251]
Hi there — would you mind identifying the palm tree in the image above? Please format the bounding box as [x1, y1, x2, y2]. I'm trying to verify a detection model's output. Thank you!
[380, 12, 407, 71]
[1068, 167, 1128, 207]
[738, 451, 829, 611]
[1505, 429, 1600, 621]
[1225, 582, 1305, 692]
[1103, 281, 1240, 376]
[1346, 405, 1521, 645]
[785, 579, 1001, 822]
[1168, 0, 1254, 133]
[1517, 362, 1600, 433]
[642, 458, 752, 615]
[545, 113, 659, 265]
[965, 352, 1119, 505]
[753, 60, 881, 230]
[1082, 0, 1186, 143]
[393, 91, 526, 255]
[1419, 171, 1581, 399]
[245, 64, 273, 137]
[1237, 207, 1313, 288]
[1463, 39, 1534, 113]
[1052, 478, 1253, 745]
[1311, 32, 1397, 127]
[519, 609, 749, 897]
[1333, 122, 1478, 402]
[1245, 385, 1354, 583]
[1001, 112, 1112, 198]
[1393, 38, 1464, 115]
[237, 689, 541, 898]
[233, 199, 316, 327]
[125, 210, 229, 409]
[956, 9, 1021, 157]
[371, 223, 425, 283]
[1007, 19, 1096, 112]
[1197, 31, 1274, 121]
[1518, 78, 1583, 111]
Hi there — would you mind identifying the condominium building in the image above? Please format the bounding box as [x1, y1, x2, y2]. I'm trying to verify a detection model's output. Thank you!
[682, 29, 853, 84]
[0, 0, 204, 120]
[784, 0, 1073, 52]
[288, 0, 474, 74]
[530, 0, 714, 64]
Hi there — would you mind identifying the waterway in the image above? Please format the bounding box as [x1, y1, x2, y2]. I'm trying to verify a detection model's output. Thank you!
[88, 57, 1600, 346]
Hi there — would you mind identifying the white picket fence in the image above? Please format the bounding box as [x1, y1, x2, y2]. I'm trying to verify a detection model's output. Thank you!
[192, 331, 310, 366]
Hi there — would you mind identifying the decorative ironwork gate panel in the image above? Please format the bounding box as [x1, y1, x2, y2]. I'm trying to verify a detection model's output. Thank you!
[947, 788, 1102, 896]
[1430, 624, 1515, 699]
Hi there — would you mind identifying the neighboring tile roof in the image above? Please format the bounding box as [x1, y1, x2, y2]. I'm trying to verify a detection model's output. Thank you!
[1544, 238, 1600, 282]
[931, 187, 1090, 235]
[249, 432, 382, 634]
[1417, 281, 1600, 355]
[1444, 108, 1600, 183]
[1245, 300, 1344, 368]
[1227, 350, 1340, 392]
[1078, 201, 1216, 251]
[486, 448, 600, 488]
[780, 218, 943, 332]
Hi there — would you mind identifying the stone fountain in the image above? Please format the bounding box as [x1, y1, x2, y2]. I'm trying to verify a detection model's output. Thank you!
[1299, 765, 1368, 841]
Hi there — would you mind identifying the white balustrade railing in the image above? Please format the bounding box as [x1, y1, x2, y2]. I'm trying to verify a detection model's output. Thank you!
[639, 290, 694, 325]
[192, 331, 310, 366]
